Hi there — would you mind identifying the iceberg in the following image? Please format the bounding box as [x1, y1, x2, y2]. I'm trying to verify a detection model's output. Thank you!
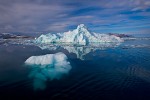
[35, 24, 123, 45]
[25, 52, 72, 90]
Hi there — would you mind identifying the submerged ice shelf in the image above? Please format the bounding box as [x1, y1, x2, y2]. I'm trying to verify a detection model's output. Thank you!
[35, 24, 123, 45]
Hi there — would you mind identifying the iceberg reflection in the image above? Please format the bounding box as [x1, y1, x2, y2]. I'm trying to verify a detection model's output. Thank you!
[36, 42, 120, 60]
[25, 52, 72, 90]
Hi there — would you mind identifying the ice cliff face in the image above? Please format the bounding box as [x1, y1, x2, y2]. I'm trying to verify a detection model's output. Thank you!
[35, 24, 123, 45]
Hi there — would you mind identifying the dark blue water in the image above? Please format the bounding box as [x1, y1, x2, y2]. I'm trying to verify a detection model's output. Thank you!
[0, 39, 150, 100]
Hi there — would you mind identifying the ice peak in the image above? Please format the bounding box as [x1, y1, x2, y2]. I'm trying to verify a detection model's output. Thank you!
[77, 24, 87, 30]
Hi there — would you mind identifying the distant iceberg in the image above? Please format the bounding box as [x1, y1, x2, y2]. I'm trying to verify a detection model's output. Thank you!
[35, 24, 123, 45]
[25, 52, 71, 90]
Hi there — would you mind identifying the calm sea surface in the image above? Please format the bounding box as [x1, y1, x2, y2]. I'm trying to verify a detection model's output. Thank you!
[0, 39, 150, 100]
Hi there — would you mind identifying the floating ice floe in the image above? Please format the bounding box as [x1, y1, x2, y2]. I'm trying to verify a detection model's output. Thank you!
[25, 52, 71, 90]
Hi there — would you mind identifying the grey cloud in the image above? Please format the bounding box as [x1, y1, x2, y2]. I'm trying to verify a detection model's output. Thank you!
[0, 0, 149, 34]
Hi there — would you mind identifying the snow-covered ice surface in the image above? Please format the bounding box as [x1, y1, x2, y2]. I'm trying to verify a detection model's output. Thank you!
[35, 24, 123, 45]
[0, 38, 35, 46]
[122, 37, 150, 40]
[25, 52, 71, 90]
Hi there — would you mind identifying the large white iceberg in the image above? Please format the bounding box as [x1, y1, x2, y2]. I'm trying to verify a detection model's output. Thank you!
[35, 24, 123, 45]
[25, 52, 72, 90]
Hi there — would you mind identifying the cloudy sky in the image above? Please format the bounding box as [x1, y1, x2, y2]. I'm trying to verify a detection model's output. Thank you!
[0, 0, 150, 35]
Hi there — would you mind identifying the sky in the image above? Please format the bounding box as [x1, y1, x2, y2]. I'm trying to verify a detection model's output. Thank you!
[0, 0, 150, 35]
